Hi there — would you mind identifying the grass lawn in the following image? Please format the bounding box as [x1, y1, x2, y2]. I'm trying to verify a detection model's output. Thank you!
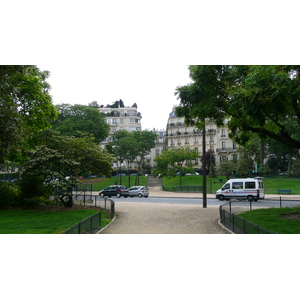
[238, 207, 300, 234]
[0, 208, 111, 234]
[162, 175, 300, 194]
[81, 176, 148, 191]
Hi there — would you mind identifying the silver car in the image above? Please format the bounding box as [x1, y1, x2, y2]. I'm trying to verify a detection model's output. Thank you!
[128, 186, 149, 198]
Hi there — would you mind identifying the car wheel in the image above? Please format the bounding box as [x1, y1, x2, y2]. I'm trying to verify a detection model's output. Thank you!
[247, 195, 254, 201]
[138, 193, 142, 198]
[219, 195, 225, 201]
[116, 193, 121, 198]
[144, 196, 148, 198]
[124, 196, 128, 198]
[100, 192, 104, 197]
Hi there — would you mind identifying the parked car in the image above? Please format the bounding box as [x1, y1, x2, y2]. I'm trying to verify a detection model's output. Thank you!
[99, 185, 129, 198]
[128, 186, 149, 198]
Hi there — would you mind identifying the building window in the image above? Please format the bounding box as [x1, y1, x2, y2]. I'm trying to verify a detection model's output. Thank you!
[220, 155, 227, 162]
[233, 141, 237, 150]
[222, 141, 226, 150]
[194, 147, 198, 153]
[130, 118, 135, 123]
[177, 138, 181, 145]
[194, 136, 198, 144]
[120, 119, 123, 123]
[221, 129, 226, 137]
[185, 137, 189, 144]
[112, 119, 117, 124]
[171, 139, 174, 146]
[210, 135, 214, 143]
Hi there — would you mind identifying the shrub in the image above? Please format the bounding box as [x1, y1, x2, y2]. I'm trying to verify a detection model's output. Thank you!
[0, 182, 20, 209]
[18, 175, 53, 205]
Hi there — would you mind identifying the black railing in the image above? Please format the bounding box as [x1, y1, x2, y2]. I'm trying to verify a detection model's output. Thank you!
[63, 211, 102, 234]
[219, 198, 300, 234]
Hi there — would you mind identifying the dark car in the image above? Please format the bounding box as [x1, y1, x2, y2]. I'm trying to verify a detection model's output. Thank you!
[99, 185, 129, 198]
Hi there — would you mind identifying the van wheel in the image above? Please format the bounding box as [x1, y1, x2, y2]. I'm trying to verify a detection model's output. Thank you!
[100, 192, 104, 197]
[247, 195, 254, 201]
[219, 195, 225, 201]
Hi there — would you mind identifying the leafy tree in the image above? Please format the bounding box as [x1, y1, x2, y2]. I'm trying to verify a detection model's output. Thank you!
[0, 65, 57, 165]
[52, 104, 110, 143]
[218, 160, 237, 180]
[237, 156, 253, 175]
[21, 145, 79, 207]
[132, 130, 157, 184]
[292, 160, 300, 176]
[153, 147, 199, 186]
[175, 65, 300, 149]
[20, 131, 114, 207]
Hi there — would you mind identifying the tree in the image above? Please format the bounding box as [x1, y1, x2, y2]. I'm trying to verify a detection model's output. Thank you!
[132, 130, 157, 184]
[52, 104, 110, 143]
[153, 147, 199, 186]
[218, 160, 236, 180]
[175, 65, 300, 149]
[20, 130, 114, 207]
[0, 65, 58, 165]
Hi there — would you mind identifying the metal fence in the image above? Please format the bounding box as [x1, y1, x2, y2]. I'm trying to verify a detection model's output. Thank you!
[219, 197, 300, 234]
[63, 211, 102, 234]
[73, 195, 115, 219]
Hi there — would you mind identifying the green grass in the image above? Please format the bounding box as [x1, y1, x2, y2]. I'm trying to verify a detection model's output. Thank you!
[238, 207, 300, 234]
[81, 176, 148, 191]
[162, 175, 300, 194]
[0, 208, 110, 234]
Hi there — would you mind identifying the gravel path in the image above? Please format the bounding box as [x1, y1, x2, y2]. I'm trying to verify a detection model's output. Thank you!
[99, 202, 228, 234]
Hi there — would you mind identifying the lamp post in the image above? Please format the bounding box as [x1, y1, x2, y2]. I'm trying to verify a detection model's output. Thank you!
[202, 121, 207, 208]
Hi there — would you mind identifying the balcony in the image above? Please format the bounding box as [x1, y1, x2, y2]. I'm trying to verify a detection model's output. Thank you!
[216, 147, 237, 153]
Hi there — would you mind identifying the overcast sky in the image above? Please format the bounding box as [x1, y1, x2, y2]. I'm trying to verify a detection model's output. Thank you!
[37, 63, 193, 130]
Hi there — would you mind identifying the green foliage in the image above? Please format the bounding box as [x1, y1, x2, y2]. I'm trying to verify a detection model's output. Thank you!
[17, 174, 54, 205]
[52, 104, 110, 143]
[176, 65, 300, 149]
[0, 65, 58, 165]
[154, 147, 199, 185]
[218, 160, 237, 179]
[292, 160, 300, 176]
[0, 182, 20, 209]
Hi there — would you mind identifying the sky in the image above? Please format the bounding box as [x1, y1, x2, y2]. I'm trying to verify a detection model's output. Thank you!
[37, 63, 193, 131]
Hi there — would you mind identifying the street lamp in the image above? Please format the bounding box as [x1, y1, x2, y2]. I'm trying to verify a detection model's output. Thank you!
[202, 121, 207, 208]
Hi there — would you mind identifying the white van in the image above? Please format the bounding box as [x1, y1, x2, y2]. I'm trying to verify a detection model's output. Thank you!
[216, 177, 264, 201]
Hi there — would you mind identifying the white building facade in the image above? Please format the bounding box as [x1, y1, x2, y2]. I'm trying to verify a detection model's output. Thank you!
[165, 108, 238, 168]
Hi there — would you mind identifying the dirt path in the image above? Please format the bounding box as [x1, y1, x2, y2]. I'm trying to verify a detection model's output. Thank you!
[99, 202, 228, 234]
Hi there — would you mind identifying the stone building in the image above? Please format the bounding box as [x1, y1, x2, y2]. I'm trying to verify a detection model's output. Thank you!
[98, 104, 142, 146]
[165, 107, 238, 168]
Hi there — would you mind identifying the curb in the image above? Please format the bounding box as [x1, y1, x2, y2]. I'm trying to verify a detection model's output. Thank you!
[96, 215, 117, 234]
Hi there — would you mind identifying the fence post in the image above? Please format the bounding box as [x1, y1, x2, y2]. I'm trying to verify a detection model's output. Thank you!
[78, 221, 81, 234]
[99, 211, 101, 228]
[229, 201, 232, 213]
[90, 216, 93, 233]
[280, 196, 282, 208]
[232, 214, 235, 233]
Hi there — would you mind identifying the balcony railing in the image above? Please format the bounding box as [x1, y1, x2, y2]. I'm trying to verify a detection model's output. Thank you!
[216, 147, 237, 153]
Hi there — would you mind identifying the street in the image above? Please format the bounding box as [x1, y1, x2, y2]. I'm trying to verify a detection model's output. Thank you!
[109, 196, 300, 209]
